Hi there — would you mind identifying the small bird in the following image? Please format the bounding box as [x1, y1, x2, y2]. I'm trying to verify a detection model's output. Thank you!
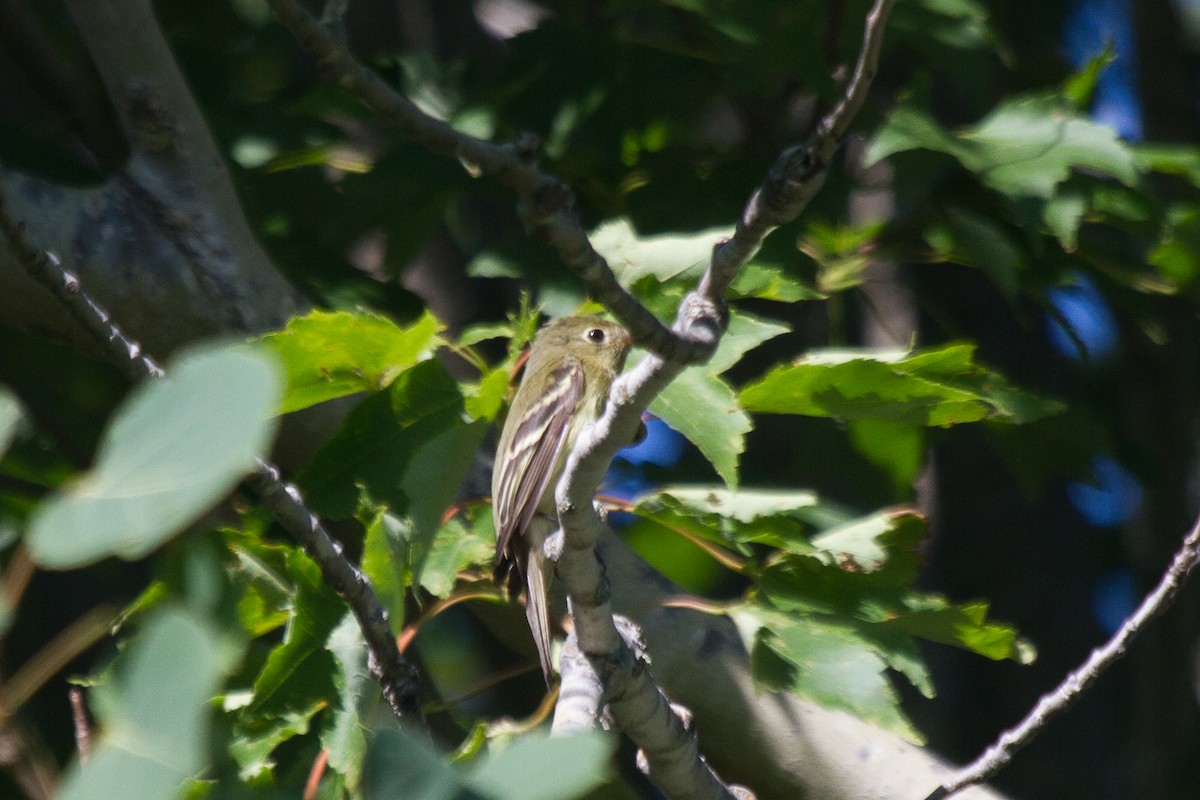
[491, 315, 632, 680]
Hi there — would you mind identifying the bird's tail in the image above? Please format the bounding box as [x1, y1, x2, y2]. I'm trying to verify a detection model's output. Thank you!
[525, 533, 554, 682]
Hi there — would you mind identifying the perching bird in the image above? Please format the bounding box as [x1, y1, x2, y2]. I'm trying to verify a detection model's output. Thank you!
[491, 315, 632, 680]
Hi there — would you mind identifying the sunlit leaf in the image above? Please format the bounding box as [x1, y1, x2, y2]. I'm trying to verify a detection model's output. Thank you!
[739, 343, 1065, 426]
[264, 309, 442, 413]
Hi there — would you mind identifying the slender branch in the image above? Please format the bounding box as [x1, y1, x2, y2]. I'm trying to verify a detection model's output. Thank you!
[552, 2, 895, 798]
[923, 510, 1200, 799]
[69, 687, 92, 763]
[265, 0, 712, 366]
[0, 174, 424, 724]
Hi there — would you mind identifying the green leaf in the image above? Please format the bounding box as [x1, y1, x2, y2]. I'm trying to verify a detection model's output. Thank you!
[464, 366, 510, 422]
[591, 217, 730, 283]
[245, 550, 343, 716]
[648, 312, 787, 488]
[360, 506, 411, 623]
[58, 607, 232, 800]
[848, 420, 925, 491]
[263, 309, 442, 413]
[728, 263, 822, 302]
[739, 343, 1065, 426]
[1133, 143, 1200, 187]
[0, 385, 20, 459]
[27, 344, 282, 569]
[866, 95, 1138, 199]
[298, 359, 464, 519]
[1148, 204, 1200, 289]
[735, 607, 920, 741]
[321, 614, 374, 789]
[364, 728, 461, 800]
[420, 506, 496, 598]
[466, 733, 616, 800]
[924, 207, 1025, 299]
[650, 486, 821, 524]
[651, 369, 748, 489]
[401, 420, 489, 586]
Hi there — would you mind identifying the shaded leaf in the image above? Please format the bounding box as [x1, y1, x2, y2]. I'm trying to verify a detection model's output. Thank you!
[58, 608, 231, 800]
[866, 95, 1138, 199]
[420, 506, 496, 598]
[298, 360, 464, 518]
[28, 344, 282, 569]
[467, 733, 616, 800]
[401, 420, 489, 586]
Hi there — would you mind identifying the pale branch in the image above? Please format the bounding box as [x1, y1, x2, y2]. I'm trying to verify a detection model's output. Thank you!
[554, 1, 896, 796]
[552, 633, 608, 735]
[265, 0, 712, 366]
[0, 176, 423, 724]
[923, 508, 1200, 800]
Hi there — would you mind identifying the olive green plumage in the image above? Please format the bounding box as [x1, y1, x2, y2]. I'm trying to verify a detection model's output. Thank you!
[491, 315, 632, 680]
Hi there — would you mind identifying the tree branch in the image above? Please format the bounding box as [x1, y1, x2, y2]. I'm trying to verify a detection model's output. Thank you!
[265, 0, 713, 366]
[0, 173, 423, 724]
[922, 508, 1200, 800]
[267, 0, 896, 796]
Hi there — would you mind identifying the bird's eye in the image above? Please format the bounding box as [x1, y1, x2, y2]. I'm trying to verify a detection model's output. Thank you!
[586, 328, 606, 344]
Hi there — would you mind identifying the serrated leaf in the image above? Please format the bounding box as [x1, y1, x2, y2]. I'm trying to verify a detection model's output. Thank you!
[244, 551, 342, 719]
[28, 344, 282, 569]
[739, 343, 1065, 426]
[420, 507, 496, 598]
[866, 95, 1138, 199]
[651, 369, 748, 489]
[401, 420, 488, 586]
[647, 312, 786, 488]
[58, 607, 231, 800]
[709, 312, 789, 374]
[298, 360, 464, 518]
[735, 607, 920, 741]
[263, 309, 442, 413]
[466, 733, 616, 800]
[321, 614, 374, 789]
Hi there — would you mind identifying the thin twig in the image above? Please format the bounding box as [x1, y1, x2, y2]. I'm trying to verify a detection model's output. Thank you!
[69, 687, 91, 763]
[923, 510, 1200, 800]
[0, 172, 424, 724]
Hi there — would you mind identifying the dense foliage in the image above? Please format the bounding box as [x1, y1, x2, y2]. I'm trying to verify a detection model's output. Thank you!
[1, 1, 1199, 799]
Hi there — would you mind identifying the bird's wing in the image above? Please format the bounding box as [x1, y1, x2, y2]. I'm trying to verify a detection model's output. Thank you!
[493, 360, 584, 563]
